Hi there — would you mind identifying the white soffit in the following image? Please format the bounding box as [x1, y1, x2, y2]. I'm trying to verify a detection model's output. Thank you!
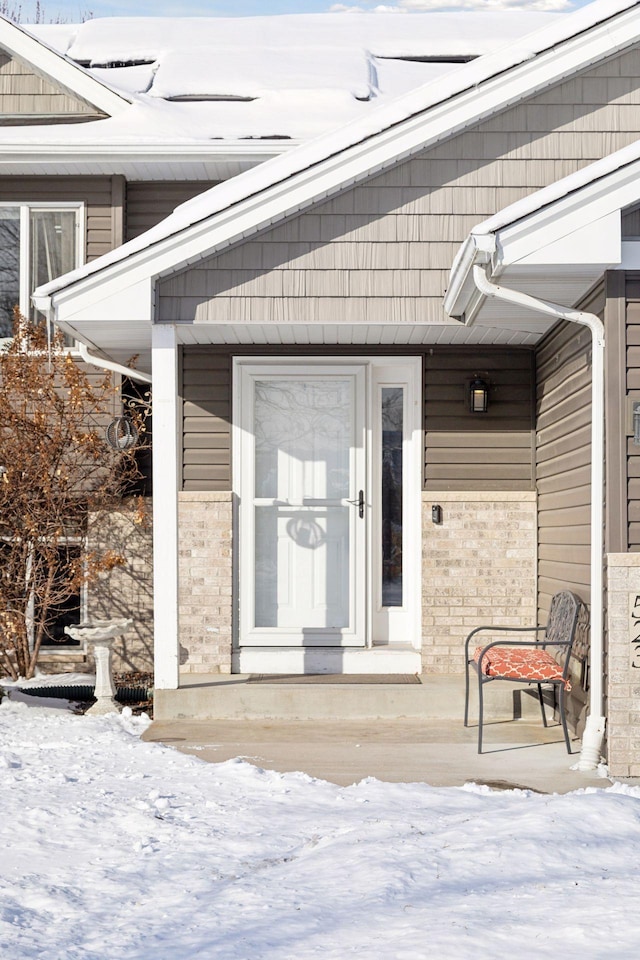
[0, 141, 296, 180]
[60, 322, 539, 371]
[0, 15, 130, 116]
[171, 322, 540, 348]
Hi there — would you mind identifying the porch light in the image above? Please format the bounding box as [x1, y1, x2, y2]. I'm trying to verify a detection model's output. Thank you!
[469, 378, 489, 414]
[634, 401, 640, 447]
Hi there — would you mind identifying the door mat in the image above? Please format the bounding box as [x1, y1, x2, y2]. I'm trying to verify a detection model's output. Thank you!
[247, 674, 421, 684]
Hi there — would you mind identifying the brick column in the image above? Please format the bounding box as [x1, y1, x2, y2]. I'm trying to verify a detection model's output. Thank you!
[606, 554, 640, 777]
[178, 492, 233, 674]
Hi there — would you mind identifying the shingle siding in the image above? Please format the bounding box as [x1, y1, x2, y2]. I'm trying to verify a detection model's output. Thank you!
[158, 45, 640, 327]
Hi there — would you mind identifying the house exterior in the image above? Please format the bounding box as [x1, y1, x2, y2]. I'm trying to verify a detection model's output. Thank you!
[8, 2, 640, 775]
[1, 10, 530, 673]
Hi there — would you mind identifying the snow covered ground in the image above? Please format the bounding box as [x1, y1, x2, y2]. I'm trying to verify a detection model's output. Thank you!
[2, 695, 640, 959]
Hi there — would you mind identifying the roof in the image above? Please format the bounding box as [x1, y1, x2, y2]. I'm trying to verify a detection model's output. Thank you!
[22, 12, 560, 143]
[31, 0, 640, 363]
[443, 139, 640, 334]
[0, 11, 563, 179]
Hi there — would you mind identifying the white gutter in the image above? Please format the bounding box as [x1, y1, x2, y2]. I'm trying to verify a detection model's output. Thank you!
[40, 298, 152, 384]
[77, 341, 152, 385]
[472, 263, 606, 771]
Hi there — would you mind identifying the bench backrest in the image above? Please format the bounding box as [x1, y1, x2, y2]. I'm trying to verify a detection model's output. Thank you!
[545, 591, 581, 648]
[544, 590, 588, 683]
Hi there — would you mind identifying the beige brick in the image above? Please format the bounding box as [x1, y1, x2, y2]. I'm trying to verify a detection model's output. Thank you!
[421, 493, 536, 676]
[178, 495, 233, 675]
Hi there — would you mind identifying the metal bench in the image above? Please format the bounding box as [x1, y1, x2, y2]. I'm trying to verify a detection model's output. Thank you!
[463, 591, 584, 754]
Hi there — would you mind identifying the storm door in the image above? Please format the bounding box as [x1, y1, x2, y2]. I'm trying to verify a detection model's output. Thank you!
[235, 359, 421, 651]
[237, 364, 367, 646]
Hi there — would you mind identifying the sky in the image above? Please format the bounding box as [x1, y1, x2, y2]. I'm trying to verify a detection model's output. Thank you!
[16, 0, 593, 23]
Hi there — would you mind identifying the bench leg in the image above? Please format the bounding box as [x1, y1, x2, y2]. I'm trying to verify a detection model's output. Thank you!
[537, 683, 548, 728]
[477, 673, 484, 754]
[558, 685, 572, 754]
[464, 656, 471, 728]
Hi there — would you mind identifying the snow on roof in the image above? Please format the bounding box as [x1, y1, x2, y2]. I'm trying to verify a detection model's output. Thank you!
[17, 11, 560, 143]
[148, 46, 374, 101]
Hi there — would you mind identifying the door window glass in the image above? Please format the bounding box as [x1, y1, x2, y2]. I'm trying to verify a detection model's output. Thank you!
[381, 387, 403, 607]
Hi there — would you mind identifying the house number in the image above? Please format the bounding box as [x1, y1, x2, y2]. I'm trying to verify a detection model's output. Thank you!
[630, 594, 640, 669]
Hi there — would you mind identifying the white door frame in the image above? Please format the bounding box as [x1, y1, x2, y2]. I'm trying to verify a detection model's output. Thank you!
[369, 360, 422, 647]
[233, 356, 422, 656]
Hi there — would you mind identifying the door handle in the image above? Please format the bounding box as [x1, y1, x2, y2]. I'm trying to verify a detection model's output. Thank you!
[347, 490, 364, 519]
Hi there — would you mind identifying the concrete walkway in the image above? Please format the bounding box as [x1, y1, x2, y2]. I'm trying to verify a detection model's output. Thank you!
[143, 716, 619, 794]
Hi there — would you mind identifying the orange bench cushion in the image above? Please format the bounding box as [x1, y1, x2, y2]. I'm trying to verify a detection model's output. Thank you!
[473, 645, 571, 690]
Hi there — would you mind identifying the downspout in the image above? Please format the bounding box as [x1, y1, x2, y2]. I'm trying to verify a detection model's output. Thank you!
[472, 263, 605, 771]
[38, 296, 152, 385]
[78, 341, 152, 385]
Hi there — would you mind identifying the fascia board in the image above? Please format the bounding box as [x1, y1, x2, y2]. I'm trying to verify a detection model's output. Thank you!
[43, 275, 154, 328]
[0, 16, 130, 115]
[41, 3, 640, 315]
[507, 211, 620, 266]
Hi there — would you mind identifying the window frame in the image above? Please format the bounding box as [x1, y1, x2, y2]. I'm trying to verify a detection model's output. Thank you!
[0, 200, 85, 340]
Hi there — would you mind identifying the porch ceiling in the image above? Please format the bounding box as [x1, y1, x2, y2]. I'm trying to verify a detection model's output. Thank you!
[174, 322, 541, 348]
[62, 320, 541, 382]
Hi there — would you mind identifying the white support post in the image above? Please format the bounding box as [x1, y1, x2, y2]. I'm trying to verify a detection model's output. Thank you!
[151, 324, 180, 690]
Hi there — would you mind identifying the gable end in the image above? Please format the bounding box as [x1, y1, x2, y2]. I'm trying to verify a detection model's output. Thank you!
[0, 48, 106, 122]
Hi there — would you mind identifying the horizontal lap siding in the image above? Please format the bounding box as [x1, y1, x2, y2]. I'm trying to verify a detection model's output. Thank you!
[0, 51, 103, 118]
[125, 182, 219, 241]
[536, 305, 598, 618]
[0, 176, 123, 260]
[626, 281, 640, 549]
[424, 349, 534, 491]
[158, 47, 640, 325]
[180, 345, 534, 492]
[181, 348, 232, 491]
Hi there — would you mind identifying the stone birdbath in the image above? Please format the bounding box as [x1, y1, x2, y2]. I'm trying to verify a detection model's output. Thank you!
[64, 619, 133, 715]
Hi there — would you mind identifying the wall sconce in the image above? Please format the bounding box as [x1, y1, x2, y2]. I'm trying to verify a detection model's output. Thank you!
[633, 401, 640, 446]
[469, 378, 489, 414]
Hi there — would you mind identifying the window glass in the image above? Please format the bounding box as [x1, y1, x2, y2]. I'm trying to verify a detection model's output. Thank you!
[381, 386, 403, 607]
[0, 207, 20, 338]
[30, 209, 77, 325]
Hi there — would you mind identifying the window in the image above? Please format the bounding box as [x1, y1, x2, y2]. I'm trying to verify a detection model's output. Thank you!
[0, 203, 83, 338]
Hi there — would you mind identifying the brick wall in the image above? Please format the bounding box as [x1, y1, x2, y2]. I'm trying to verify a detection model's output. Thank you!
[421, 492, 538, 674]
[178, 492, 233, 674]
[606, 554, 640, 777]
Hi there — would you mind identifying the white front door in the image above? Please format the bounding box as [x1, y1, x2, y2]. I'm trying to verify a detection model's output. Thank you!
[235, 359, 420, 651]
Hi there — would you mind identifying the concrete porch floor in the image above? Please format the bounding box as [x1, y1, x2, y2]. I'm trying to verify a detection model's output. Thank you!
[143, 672, 632, 793]
[143, 716, 618, 795]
